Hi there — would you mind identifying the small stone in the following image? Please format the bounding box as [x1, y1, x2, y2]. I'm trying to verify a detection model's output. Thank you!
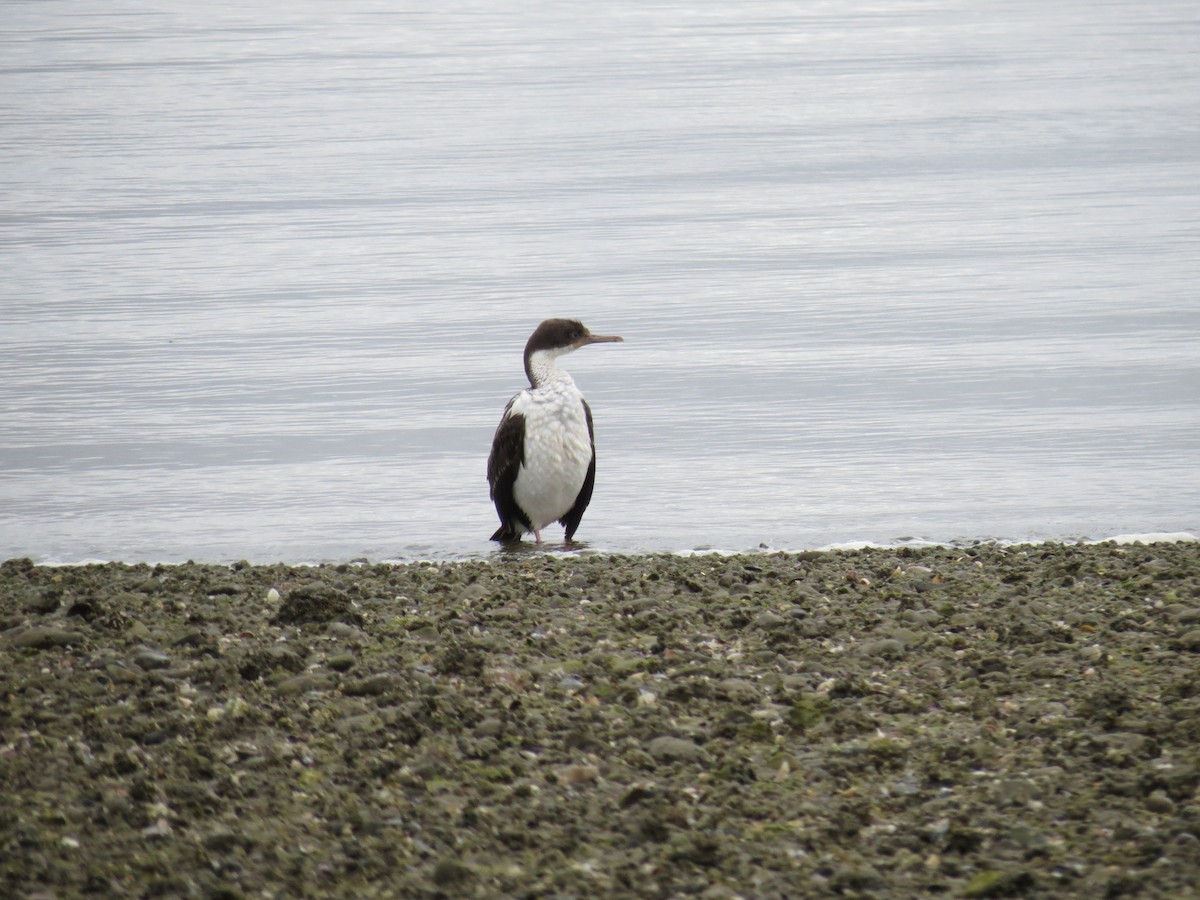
[474, 718, 503, 738]
[141, 818, 174, 840]
[1172, 832, 1200, 852]
[646, 736, 710, 764]
[1079, 644, 1105, 663]
[134, 648, 172, 670]
[272, 584, 358, 626]
[901, 608, 943, 627]
[335, 713, 381, 735]
[557, 764, 600, 786]
[203, 827, 243, 853]
[458, 582, 489, 602]
[1094, 732, 1156, 762]
[962, 868, 1035, 898]
[6, 626, 84, 649]
[236, 645, 306, 680]
[326, 622, 368, 640]
[22, 590, 63, 615]
[716, 678, 759, 703]
[858, 638, 906, 659]
[105, 662, 142, 684]
[125, 620, 151, 641]
[559, 674, 585, 692]
[431, 858, 472, 887]
[752, 611, 787, 629]
[1177, 628, 1200, 651]
[1145, 790, 1176, 814]
[995, 778, 1040, 806]
[276, 673, 337, 695]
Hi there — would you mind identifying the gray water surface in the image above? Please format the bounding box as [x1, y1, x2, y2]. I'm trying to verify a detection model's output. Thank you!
[3, 1, 1198, 562]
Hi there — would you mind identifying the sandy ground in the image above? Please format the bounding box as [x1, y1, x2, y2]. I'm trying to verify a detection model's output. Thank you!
[2, 540, 1199, 898]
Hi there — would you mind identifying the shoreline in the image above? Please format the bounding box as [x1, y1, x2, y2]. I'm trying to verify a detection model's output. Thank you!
[8, 530, 1197, 570]
[3, 541, 1199, 897]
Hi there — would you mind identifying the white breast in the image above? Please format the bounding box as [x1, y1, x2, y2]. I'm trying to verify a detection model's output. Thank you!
[510, 384, 593, 532]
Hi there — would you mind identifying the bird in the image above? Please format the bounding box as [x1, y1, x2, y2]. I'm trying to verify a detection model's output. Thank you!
[487, 318, 623, 544]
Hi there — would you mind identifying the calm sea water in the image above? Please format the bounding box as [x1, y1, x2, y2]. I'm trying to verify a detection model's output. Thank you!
[3, 1, 1198, 563]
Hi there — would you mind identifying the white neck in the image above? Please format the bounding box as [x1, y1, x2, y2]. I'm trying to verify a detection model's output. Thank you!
[527, 348, 578, 391]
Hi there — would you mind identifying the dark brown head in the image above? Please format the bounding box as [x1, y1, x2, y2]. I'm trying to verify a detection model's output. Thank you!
[523, 319, 623, 386]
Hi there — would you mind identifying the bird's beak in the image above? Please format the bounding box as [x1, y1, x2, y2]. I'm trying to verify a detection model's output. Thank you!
[578, 333, 624, 348]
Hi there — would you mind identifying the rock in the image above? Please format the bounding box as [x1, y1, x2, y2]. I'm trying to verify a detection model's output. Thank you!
[1145, 791, 1176, 815]
[646, 736, 709, 764]
[6, 626, 84, 649]
[962, 868, 1036, 898]
[556, 763, 600, 786]
[275, 673, 337, 695]
[752, 610, 787, 629]
[431, 858, 472, 887]
[326, 622, 367, 641]
[1093, 732, 1159, 764]
[857, 638, 906, 659]
[458, 583, 489, 602]
[474, 718, 503, 738]
[125, 620, 151, 641]
[335, 713, 382, 735]
[133, 648, 172, 670]
[715, 678, 759, 703]
[901, 608, 943, 627]
[1177, 628, 1200, 651]
[272, 584, 359, 626]
[342, 674, 397, 697]
[236, 644, 306, 680]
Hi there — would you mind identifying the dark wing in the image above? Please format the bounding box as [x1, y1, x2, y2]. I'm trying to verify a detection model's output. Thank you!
[487, 397, 530, 541]
[559, 398, 596, 542]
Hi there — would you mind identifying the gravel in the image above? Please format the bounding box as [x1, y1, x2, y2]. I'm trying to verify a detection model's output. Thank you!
[2, 541, 1199, 897]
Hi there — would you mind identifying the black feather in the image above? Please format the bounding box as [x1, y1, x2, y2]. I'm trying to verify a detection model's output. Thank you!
[487, 399, 531, 541]
[558, 399, 596, 542]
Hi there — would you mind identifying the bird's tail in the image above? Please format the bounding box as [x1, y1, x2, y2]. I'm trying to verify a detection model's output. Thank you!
[490, 523, 523, 542]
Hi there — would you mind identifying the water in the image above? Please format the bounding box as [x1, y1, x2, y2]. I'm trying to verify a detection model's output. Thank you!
[3, 1, 1198, 563]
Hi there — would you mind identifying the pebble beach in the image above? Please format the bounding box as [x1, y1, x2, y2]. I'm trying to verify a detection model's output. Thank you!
[3, 540, 1199, 898]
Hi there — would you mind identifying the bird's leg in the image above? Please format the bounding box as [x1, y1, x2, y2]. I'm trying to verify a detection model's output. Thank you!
[534, 529, 543, 545]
